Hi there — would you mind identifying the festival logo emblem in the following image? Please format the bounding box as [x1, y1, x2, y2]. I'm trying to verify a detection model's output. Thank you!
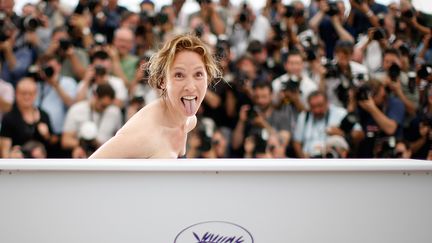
[174, 221, 254, 243]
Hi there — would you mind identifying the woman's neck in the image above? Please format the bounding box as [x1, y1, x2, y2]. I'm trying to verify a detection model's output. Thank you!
[160, 98, 187, 129]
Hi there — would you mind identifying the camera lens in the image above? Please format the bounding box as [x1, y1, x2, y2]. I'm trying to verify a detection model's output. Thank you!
[43, 65, 55, 78]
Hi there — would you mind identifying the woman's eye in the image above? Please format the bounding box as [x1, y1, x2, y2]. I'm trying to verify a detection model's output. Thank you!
[196, 72, 204, 77]
[174, 73, 183, 78]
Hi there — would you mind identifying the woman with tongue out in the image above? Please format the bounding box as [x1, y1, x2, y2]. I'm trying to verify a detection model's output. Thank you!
[89, 34, 221, 158]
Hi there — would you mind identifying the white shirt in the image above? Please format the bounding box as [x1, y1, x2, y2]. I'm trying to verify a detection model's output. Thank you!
[294, 105, 347, 156]
[63, 101, 122, 144]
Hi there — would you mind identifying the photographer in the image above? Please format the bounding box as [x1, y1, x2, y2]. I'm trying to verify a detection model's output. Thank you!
[33, 54, 77, 146]
[190, 0, 225, 36]
[347, 0, 387, 37]
[355, 80, 405, 158]
[0, 78, 55, 158]
[272, 49, 318, 111]
[76, 49, 128, 108]
[293, 91, 348, 158]
[0, 10, 41, 86]
[375, 48, 418, 117]
[62, 83, 122, 158]
[320, 40, 368, 108]
[309, 0, 354, 59]
[232, 83, 292, 156]
[405, 86, 432, 160]
[45, 26, 89, 82]
[0, 63, 14, 129]
[110, 27, 138, 87]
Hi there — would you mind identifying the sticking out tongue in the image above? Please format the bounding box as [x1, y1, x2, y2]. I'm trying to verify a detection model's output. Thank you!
[182, 98, 197, 116]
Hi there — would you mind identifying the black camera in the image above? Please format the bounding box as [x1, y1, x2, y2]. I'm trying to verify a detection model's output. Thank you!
[356, 84, 372, 101]
[372, 28, 386, 40]
[402, 8, 415, 19]
[139, 11, 156, 25]
[197, 0, 211, 4]
[375, 136, 397, 158]
[327, 2, 339, 16]
[156, 12, 169, 25]
[59, 38, 72, 50]
[324, 61, 339, 79]
[42, 65, 55, 78]
[0, 31, 9, 42]
[21, 15, 41, 31]
[247, 106, 259, 120]
[27, 65, 42, 81]
[339, 112, 359, 134]
[282, 75, 301, 92]
[194, 24, 205, 38]
[305, 49, 317, 61]
[285, 5, 295, 18]
[94, 64, 107, 77]
[388, 63, 401, 82]
[417, 64, 432, 80]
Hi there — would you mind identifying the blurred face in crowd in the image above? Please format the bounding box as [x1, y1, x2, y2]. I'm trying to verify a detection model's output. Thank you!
[51, 30, 69, 45]
[335, 49, 351, 68]
[382, 53, 401, 71]
[113, 28, 135, 57]
[285, 54, 304, 77]
[21, 3, 36, 17]
[309, 93, 328, 119]
[140, 2, 155, 13]
[253, 86, 273, 112]
[93, 57, 113, 74]
[238, 57, 257, 81]
[0, 0, 14, 15]
[394, 142, 411, 159]
[94, 95, 114, 113]
[16, 78, 37, 110]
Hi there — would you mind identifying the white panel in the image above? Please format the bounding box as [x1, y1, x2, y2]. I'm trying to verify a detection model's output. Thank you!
[0, 159, 431, 243]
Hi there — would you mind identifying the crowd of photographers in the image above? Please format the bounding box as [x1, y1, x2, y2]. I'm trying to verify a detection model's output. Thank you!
[0, 0, 431, 159]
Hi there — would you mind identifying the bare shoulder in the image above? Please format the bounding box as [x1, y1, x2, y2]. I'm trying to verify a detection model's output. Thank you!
[90, 101, 163, 158]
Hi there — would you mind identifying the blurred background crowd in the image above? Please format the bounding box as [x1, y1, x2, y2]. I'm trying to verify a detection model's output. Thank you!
[0, 0, 431, 159]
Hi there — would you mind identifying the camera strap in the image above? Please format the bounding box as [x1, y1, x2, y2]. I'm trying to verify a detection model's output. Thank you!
[301, 110, 330, 145]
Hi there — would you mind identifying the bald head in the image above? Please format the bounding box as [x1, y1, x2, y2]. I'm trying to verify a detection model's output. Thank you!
[113, 27, 135, 56]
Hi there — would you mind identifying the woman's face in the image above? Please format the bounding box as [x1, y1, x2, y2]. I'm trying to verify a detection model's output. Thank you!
[165, 51, 208, 117]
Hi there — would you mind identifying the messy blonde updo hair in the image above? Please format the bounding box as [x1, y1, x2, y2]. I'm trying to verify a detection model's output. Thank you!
[147, 34, 221, 92]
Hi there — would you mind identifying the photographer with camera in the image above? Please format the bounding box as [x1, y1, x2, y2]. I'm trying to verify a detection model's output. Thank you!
[272, 50, 318, 111]
[0, 62, 14, 129]
[354, 80, 405, 157]
[62, 83, 122, 158]
[33, 54, 77, 148]
[309, 0, 354, 59]
[190, 0, 225, 36]
[320, 40, 368, 108]
[375, 48, 418, 117]
[347, 0, 386, 37]
[0, 4, 45, 87]
[293, 91, 348, 158]
[0, 78, 55, 158]
[75, 49, 128, 108]
[405, 86, 432, 160]
[44, 26, 89, 82]
[232, 82, 292, 157]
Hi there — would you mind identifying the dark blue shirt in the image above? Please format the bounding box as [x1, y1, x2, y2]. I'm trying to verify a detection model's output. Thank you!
[351, 2, 387, 39]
